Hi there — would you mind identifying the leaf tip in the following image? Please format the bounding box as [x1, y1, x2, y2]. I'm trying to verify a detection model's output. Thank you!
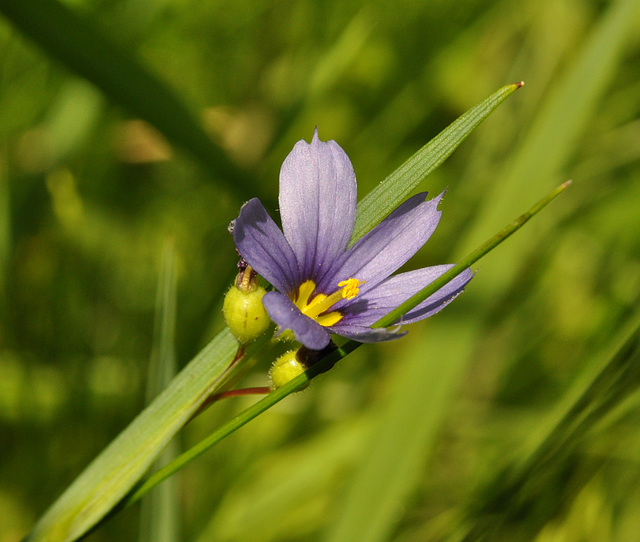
[515, 81, 525, 88]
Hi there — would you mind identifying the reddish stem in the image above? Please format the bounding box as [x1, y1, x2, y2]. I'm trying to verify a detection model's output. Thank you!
[210, 387, 271, 401]
[187, 377, 270, 424]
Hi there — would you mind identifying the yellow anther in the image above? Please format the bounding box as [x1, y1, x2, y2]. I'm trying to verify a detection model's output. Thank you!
[338, 278, 363, 300]
[291, 277, 364, 328]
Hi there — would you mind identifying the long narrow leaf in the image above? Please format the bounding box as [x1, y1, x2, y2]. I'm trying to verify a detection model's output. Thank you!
[139, 239, 180, 542]
[458, 314, 640, 541]
[324, 322, 477, 542]
[351, 82, 523, 242]
[26, 328, 243, 542]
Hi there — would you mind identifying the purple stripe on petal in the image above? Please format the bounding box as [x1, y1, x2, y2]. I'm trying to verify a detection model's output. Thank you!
[279, 129, 357, 281]
[317, 192, 444, 295]
[339, 265, 473, 326]
[262, 291, 331, 350]
[330, 324, 406, 343]
[233, 198, 300, 294]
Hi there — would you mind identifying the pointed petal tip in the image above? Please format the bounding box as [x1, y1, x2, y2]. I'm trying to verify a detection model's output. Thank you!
[418, 190, 446, 208]
[280, 126, 357, 280]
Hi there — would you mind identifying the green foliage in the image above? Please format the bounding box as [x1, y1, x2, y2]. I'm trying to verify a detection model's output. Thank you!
[351, 82, 523, 243]
[139, 239, 180, 542]
[1, 0, 640, 541]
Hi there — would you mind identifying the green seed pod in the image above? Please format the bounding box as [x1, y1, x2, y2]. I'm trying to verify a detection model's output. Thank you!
[223, 280, 270, 343]
[270, 350, 308, 390]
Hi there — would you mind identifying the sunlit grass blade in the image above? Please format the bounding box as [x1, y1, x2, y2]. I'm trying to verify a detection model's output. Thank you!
[116, 182, 569, 510]
[324, 322, 477, 542]
[196, 418, 373, 541]
[25, 326, 247, 542]
[114, 340, 361, 510]
[458, 314, 640, 541]
[139, 239, 180, 542]
[351, 82, 523, 242]
[0, 0, 259, 201]
[146, 239, 179, 406]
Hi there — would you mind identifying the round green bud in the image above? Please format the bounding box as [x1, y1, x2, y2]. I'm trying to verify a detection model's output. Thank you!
[270, 350, 308, 390]
[223, 284, 270, 343]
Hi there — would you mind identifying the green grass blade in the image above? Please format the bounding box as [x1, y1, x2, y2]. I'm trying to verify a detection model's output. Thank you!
[118, 340, 362, 509]
[0, 0, 259, 201]
[25, 327, 241, 542]
[324, 322, 478, 542]
[351, 82, 523, 242]
[197, 418, 373, 542]
[460, 314, 640, 541]
[139, 239, 180, 542]
[146, 239, 180, 405]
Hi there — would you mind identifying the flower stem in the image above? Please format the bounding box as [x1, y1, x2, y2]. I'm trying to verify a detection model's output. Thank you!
[116, 340, 359, 510]
[114, 181, 571, 512]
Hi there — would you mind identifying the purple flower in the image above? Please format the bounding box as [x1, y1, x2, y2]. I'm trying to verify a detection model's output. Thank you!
[233, 129, 473, 351]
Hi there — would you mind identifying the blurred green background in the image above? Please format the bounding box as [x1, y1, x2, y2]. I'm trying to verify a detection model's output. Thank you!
[1, 0, 640, 540]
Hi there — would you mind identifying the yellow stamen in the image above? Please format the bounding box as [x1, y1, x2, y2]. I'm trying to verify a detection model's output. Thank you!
[338, 278, 362, 300]
[291, 277, 364, 327]
[295, 280, 316, 308]
[316, 311, 343, 327]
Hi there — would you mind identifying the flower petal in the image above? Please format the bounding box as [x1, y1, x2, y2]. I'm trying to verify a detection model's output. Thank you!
[279, 129, 357, 281]
[233, 198, 300, 294]
[317, 191, 443, 294]
[330, 324, 406, 343]
[338, 265, 473, 326]
[400, 268, 473, 323]
[262, 291, 331, 350]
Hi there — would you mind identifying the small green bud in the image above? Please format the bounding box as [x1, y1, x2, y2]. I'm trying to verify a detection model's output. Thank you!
[223, 266, 270, 343]
[270, 350, 308, 390]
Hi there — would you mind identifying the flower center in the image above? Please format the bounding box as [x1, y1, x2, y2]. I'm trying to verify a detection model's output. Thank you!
[293, 278, 364, 327]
